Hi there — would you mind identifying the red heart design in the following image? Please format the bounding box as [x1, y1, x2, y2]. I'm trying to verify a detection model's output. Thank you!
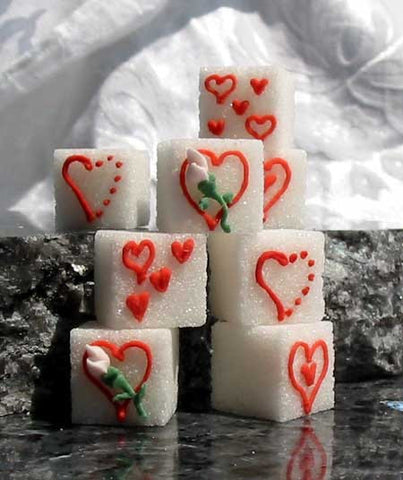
[250, 78, 269, 95]
[232, 99, 249, 115]
[204, 74, 237, 104]
[149, 267, 172, 293]
[255, 250, 314, 321]
[126, 292, 150, 322]
[207, 119, 225, 136]
[288, 340, 329, 414]
[301, 362, 317, 387]
[122, 240, 155, 285]
[286, 424, 327, 480]
[263, 157, 292, 222]
[62, 154, 123, 222]
[245, 115, 277, 140]
[171, 238, 195, 264]
[83, 340, 152, 422]
[180, 149, 250, 231]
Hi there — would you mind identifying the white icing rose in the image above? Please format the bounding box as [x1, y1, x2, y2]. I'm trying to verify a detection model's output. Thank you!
[85, 345, 110, 378]
[187, 148, 209, 184]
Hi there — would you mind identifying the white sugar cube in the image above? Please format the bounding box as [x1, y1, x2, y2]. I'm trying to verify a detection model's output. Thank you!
[54, 149, 150, 231]
[263, 149, 307, 229]
[212, 322, 334, 422]
[157, 139, 264, 233]
[95, 230, 207, 329]
[199, 66, 294, 152]
[208, 230, 325, 325]
[71, 322, 178, 426]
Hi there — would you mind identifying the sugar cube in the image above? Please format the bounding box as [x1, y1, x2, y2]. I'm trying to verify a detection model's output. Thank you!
[212, 322, 334, 422]
[263, 149, 307, 229]
[208, 230, 325, 325]
[95, 230, 207, 329]
[199, 66, 294, 152]
[54, 149, 150, 231]
[70, 322, 178, 426]
[157, 139, 264, 233]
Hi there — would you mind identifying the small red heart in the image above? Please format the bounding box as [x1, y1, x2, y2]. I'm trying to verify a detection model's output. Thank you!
[62, 154, 122, 222]
[245, 115, 277, 140]
[171, 238, 195, 264]
[122, 240, 155, 285]
[83, 340, 152, 422]
[232, 99, 249, 115]
[255, 250, 315, 321]
[250, 78, 269, 95]
[207, 119, 225, 136]
[126, 292, 150, 322]
[301, 362, 317, 387]
[204, 74, 237, 104]
[288, 341, 329, 414]
[149, 267, 172, 293]
[286, 425, 328, 480]
[263, 157, 292, 223]
[180, 149, 250, 231]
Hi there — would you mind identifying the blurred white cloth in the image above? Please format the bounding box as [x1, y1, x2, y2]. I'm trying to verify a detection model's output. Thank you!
[1, 0, 403, 234]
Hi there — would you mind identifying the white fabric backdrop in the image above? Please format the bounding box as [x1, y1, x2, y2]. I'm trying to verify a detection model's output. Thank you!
[1, 0, 403, 234]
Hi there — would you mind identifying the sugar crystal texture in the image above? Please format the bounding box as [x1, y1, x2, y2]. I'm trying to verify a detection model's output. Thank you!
[212, 321, 334, 422]
[54, 149, 150, 231]
[71, 322, 178, 426]
[208, 230, 325, 325]
[157, 138, 264, 233]
[263, 149, 307, 229]
[199, 66, 294, 152]
[95, 230, 207, 329]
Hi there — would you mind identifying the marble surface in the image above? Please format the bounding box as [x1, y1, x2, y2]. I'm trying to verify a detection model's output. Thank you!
[1, 377, 403, 479]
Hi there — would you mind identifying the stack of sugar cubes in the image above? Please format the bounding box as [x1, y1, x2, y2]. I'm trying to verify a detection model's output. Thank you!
[54, 149, 207, 426]
[193, 66, 335, 422]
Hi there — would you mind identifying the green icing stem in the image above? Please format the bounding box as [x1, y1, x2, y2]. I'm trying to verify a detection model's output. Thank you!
[197, 173, 234, 233]
[102, 366, 148, 418]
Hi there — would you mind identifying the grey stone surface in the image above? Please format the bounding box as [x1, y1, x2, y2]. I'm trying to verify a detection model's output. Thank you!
[1, 231, 403, 419]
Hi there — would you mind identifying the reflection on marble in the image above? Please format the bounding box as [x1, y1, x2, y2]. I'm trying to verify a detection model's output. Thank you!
[2, 378, 403, 478]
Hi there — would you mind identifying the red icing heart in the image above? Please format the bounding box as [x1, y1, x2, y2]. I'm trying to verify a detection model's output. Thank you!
[255, 250, 314, 321]
[207, 119, 225, 136]
[245, 115, 277, 140]
[83, 340, 152, 422]
[301, 362, 317, 387]
[250, 78, 269, 95]
[286, 424, 327, 480]
[204, 74, 237, 104]
[263, 157, 292, 223]
[232, 99, 249, 115]
[149, 267, 172, 293]
[126, 292, 150, 322]
[288, 340, 329, 414]
[122, 240, 155, 285]
[171, 238, 195, 264]
[62, 154, 123, 222]
[180, 149, 250, 231]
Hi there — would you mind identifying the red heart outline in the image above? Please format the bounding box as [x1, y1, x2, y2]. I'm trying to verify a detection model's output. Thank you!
[126, 292, 150, 322]
[250, 78, 269, 95]
[263, 157, 292, 223]
[255, 250, 314, 321]
[122, 240, 155, 284]
[179, 149, 250, 231]
[286, 424, 327, 480]
[83, 340, 153, 422]
[204, 74, 237, 104]
[288, 340, 329, 415]
[62, 154, 122, 222]
[245, 114, 277, 140]
[232, 99, 249, 115]
[171, 238, 195, 264]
